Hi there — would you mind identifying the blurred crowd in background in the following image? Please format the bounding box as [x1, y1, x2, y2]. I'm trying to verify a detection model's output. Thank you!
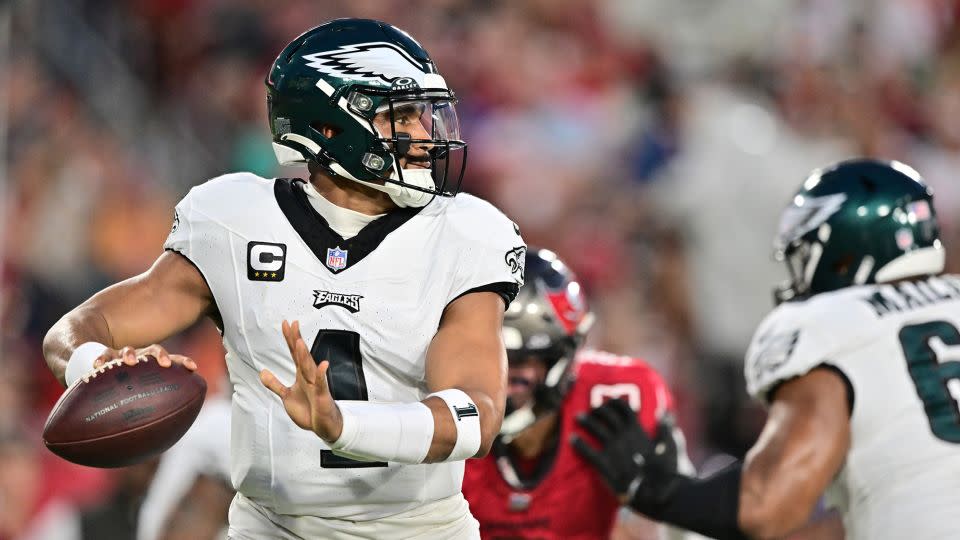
[4, 0, 960, 538]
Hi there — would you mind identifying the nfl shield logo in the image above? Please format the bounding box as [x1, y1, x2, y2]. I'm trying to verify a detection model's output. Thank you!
[326, 247, 348, 271]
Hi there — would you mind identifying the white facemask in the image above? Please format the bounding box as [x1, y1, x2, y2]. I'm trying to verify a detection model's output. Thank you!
[272, 137, 438, 208]
[357, 167, 436, 208]
[329, 161, 436, 208]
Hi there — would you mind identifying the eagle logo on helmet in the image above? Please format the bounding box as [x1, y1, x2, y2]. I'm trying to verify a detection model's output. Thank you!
[775, 193, 848, 252]
[302, 42, 427, 86]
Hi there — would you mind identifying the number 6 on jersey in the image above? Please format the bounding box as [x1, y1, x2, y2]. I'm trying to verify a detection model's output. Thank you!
[899, 320, 960, 443]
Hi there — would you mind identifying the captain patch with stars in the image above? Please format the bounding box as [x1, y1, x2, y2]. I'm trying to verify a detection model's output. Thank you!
[247, 241, 287, 281]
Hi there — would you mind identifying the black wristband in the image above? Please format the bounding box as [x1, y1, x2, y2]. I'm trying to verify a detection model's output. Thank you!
[631, 462, 750, 540]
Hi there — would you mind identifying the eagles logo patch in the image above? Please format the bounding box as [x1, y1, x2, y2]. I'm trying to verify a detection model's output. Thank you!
[505, 246, 526, 283]
[748, 329, 801, 383]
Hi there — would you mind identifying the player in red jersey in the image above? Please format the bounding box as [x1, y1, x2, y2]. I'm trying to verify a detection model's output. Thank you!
[462, 248, 695, 540]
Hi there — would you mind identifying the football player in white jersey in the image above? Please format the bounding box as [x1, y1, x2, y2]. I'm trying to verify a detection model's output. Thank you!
[42, 19, 525, 540]
[573, 158, 960, 540]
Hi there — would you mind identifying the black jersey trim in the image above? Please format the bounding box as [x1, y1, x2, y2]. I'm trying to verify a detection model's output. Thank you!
[820, 363, 855, 416]
[273, 178, 423, 274]
[164, 248, 224, 333]
[448, 281, 520, 311]
[767, 363, 855, 417]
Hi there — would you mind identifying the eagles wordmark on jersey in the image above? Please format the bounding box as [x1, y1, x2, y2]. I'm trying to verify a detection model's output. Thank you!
[165, 171, 524, 521]
[38, 17, 527, 540]
[183, 18, 529, 539]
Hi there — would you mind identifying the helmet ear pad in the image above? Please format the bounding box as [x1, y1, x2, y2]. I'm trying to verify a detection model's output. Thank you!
[305, 119, 393, 180]
[303, 105, 391, 180]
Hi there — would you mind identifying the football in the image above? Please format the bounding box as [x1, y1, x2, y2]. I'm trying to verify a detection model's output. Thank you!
[43, 358, 207, 468]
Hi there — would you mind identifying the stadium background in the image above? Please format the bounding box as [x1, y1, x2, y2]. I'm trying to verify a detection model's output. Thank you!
[3, 0, 960, 537]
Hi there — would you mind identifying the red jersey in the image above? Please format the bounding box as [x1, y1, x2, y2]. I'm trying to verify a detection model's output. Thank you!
[462, 350, 675, 540]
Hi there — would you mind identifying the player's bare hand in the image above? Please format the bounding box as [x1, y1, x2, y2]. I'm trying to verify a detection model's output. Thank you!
[260, 320, 344, 443]
[92, 344, 198, 371]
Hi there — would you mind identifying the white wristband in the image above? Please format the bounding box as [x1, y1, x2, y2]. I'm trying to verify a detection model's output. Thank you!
[329, 400, 435, 464]
[428, 389, 482, 461]
[64, 342, 108, 386]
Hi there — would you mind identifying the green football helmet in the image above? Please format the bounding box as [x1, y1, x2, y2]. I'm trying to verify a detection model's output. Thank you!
[265, 19, 466, 207]
[773, 158, 944, 304]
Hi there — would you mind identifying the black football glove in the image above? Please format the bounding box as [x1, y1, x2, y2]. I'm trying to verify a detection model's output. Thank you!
[571, 397, 682, 511]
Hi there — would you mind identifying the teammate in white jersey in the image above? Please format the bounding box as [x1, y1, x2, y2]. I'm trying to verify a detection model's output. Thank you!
[573, 158, 960, 540]
[43, 19, 525, 540]
[137, 396, 232, 540]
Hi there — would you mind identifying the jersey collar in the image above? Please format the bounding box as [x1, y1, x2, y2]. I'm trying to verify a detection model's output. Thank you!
[274, 178, 424, 274]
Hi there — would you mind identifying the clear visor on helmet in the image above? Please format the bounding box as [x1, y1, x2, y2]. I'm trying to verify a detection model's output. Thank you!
[365, 96, 467, 197]
[376, 99, 461, 142]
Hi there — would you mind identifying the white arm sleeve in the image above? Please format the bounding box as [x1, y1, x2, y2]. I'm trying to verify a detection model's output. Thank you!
[329, 400, 436, 465]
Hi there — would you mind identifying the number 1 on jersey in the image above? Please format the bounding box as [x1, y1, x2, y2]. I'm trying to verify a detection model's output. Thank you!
[898, 321, 960, 444]
[311, 329, 387, 467]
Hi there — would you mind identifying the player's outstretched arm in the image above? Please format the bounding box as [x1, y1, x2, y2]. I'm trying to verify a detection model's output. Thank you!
[42, 251, 215, 387]
[574, 368, 850, 540]
[260, 291, 507, 464]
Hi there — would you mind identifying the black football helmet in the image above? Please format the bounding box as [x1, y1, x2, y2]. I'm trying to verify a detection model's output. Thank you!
[499, 248, 595, 441]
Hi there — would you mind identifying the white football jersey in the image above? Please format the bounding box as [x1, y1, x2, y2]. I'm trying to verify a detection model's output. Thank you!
[745, 275, 960, 540]
[164, 172, 524, 520]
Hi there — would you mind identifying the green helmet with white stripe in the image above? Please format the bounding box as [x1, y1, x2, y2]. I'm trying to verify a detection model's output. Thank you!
[773, 158, 944, 304]
[265, 19, 466, 207]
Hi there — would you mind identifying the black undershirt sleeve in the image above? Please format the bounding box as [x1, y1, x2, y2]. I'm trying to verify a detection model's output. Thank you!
[633, 463, 750, 540]
[447, 281, 519, 310]
[767, 364, 855, 416]
[631, 367, 852, 539]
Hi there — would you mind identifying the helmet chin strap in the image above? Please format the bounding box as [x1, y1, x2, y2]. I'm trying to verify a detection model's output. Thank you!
[274, 136, 438, 208]
[357, 167, 435, 208]
[328, 161, 435, 208]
